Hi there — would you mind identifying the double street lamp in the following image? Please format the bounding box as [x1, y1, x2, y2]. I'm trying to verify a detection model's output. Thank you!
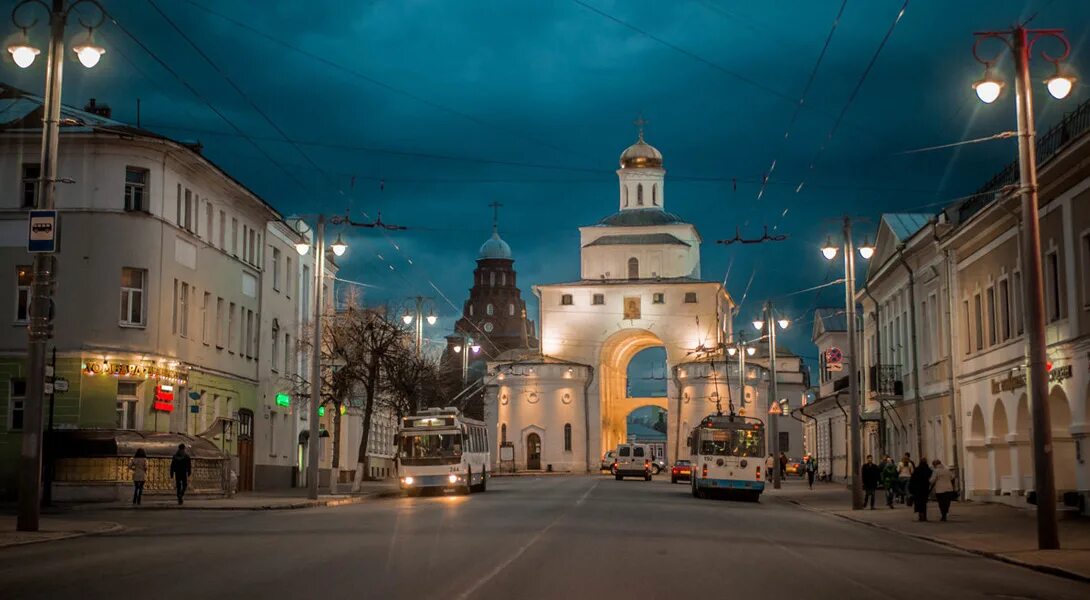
[821, 221, 875, 510]
[753, 304, 789, 490]
[8, 0, 107, 533]
[452, 336, 482, 386]
[971, 25, 1076, 551]
[401, 296, 438, 358]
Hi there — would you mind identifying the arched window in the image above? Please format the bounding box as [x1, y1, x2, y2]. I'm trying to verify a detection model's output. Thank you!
[652, 183, 658, 205]
[508, 303, 515, 316]
[623, 186, 629, 207]
[501, 272, 506, 286]
[637, 184, 644, 205]
[489, 272, 495, 287]
[486, 303, 494, 316]
[628, 257, 639, 280]
[469, 304, 474, 316]
[564, 423, 572, 451]
[501, 423, 507, 444]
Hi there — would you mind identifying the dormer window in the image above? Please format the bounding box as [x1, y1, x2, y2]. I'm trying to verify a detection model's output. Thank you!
[628, 258, 639, 280]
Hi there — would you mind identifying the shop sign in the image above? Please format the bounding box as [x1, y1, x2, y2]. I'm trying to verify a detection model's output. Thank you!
[154, 384, 175, 412]
[83, 360, 187, 384]
[990, 364, 1073, 394]
[1049, 364, 1072, 384]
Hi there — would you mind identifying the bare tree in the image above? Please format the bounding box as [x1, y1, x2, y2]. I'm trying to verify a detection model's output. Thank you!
[382, 345, 443, 422]
[349, 307, 406, 490]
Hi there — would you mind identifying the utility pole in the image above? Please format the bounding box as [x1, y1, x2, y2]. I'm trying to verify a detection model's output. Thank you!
[306, 216, 325, 501]
[766, 301, 781, 490]
[843, 217, 863, 510]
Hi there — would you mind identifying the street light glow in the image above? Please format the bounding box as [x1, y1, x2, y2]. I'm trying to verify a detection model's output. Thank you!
[294, 242, 310, 256]
[973, 78, 1003, 104]
[471, 344, 481, 353]
[453, 345, 462, 353]
[402, 313, 413, 325]
[746, 346, 756, 356]
[8, 38, 39, 68]
[426, 314, 438, 325]
[1045, 73, 1074, 99]
[752, 319, 764, 331]
[72, 29, 105, 69]
[777, 318, 790, 330]
[726, 346, 737, 357]
[330, 234, 347, 256]
[821, 237, 838, 260]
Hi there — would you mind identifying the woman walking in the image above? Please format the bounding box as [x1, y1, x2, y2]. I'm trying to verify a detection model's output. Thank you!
[129, 448, 148, 506]
[930, 459, 957, 521]
[909, 457, 932, 521]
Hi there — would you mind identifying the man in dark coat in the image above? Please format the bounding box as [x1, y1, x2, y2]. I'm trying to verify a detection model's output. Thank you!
[170, 443, 193, 505]
[909, 457, 933, 521]
[860, 455, 881, 509]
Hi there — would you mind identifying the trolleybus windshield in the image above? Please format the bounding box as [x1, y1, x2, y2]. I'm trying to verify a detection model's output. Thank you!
[698, 427, 764, 457]
[399, 431, 463, 464]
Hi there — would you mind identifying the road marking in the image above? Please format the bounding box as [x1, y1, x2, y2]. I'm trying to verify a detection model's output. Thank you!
[455, 479, 598, 600]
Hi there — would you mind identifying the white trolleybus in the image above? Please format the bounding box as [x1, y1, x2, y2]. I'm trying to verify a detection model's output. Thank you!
[689, 413, 766, 501]
[397, 407, 489, 495]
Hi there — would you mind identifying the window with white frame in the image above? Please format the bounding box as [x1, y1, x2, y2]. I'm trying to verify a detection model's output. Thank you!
[929, 291, 942, 359]
[116, 381, 139, 430]
[183, 189, 194, 232]
[486, 303, 494, 315]
[285, 256, 293, 298]
[206, 201, 214, 241]
[21, 163, 39, 208]
[219, 210, 226, 248]
[972, 293, 983, 351]
[228, 302, 237, 353]
[919, 297, 930, 364]
[175, 281, 190, 337]
[120, 267, 146, 326]
[1013, 271, 1024, 335]
[231, 218, 239, 256]
[652, 292, 664, 304]
[8, 378, 26, 430]
[124, 167, 149, 212]
[962, 299, 971, 355]
[272, 247, 281, 291]
[998, 278, 1011, 341]
[508, 303, 514, 316]
[216, 297, 225, 348]
[284, 332, 292, 376]
[592, 293, 605, 305]
[15, 265, 31, 323]
[986, 286, 997, 346]
[271, 319, 280, 372]
[202, 292, 211, 344]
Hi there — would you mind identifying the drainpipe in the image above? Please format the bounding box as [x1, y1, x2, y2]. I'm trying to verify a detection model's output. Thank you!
[833, 394, 848, 480]
[583, 364, 595, 473]
[862, 284, 883, 456]
[896, 245, 924, 460]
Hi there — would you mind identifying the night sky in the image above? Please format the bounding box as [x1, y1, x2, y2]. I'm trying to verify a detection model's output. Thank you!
[5, 0, 1088, 379]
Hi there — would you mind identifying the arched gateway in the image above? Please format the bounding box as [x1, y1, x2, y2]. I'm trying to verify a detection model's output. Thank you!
[485, 133, 735, 471]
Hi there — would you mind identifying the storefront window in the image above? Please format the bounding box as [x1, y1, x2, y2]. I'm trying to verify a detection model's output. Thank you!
[117, 381, 139, 430]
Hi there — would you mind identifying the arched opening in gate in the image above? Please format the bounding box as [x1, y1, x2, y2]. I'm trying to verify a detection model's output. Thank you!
[599, 329, 671, 459]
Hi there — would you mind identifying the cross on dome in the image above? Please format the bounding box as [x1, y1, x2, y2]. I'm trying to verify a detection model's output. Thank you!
[479, 201, 512, 260]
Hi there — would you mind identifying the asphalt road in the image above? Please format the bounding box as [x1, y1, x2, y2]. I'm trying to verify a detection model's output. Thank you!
[0, 476, 1085, 600]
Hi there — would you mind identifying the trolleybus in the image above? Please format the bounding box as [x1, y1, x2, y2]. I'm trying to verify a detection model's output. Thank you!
[397, 407, 489, 495]
[689, 413, 766, 501]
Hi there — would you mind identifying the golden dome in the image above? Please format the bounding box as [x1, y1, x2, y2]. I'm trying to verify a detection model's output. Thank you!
[619, 133, 663, 169]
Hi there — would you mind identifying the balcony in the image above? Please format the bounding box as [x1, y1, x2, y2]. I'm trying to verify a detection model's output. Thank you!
[868, 364, 903, 398]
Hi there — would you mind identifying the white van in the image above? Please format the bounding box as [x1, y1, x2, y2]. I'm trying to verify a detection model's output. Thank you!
[613, 443, 653, 481]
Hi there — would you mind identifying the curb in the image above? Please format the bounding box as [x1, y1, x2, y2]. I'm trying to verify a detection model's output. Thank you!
[73, 490, 398, 512]
[0, 522, 125, 549]
[779, 497, 1090, 584]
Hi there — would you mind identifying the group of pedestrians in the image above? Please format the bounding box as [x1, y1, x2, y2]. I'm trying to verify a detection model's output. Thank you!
[860, 452, 958, 521]
[127, 443, 193, 506]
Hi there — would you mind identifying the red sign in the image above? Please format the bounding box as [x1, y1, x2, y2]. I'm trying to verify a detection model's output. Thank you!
[153, 385, 175, 412]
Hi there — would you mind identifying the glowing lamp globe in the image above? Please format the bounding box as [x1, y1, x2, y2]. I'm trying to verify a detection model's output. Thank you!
[1046, 74, 1074, 100]
[973, 79, 1002, 104]
[8, 42, 39, 68]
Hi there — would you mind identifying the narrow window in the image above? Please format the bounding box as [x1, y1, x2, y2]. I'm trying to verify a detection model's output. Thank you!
[972, 293, 983, 351]
[489, 271, 495, 287]
[228, 302, 237, 353]
[284, 333, 292, 376]
[560, 294, 573, 306]
[231, 218, 239, 256]
[501, 272, 506, 286]
[176, 184, 182, 224]
[219, 210, 226, 248]
[272, 248, 282, 291]
[986, 286, 996, 346]
[564, 423, 572, 451]
[508, 303, 515, 316]
[628, 257, 639, 279]
[1013, 271, 1024, 335]
[202, 292, 211, 344]
[172, 279, 179, 334]
[216, 297, 225, 348]
[623, 185, 629, 207]
[637, 183, 644, 205]
[271, 319, 280, 372]
[120, 268, 146, 326]
[206, 202, 214, 241]
[652, 183, 658, 206]
[15, 265, 31, 323]
[116, 381, 139, 430]
[469, 304, 474, 316]
[652, 292, 664, 304]
[286, 256, 293, 298]
[21, 163, 40, 208]
[8, 379, 26, 430]
[124, 167, 149, 212]
[501, 423, 507, 444]
[962, 300, 971, 354]
[1083, 233, 1090, 309]
[592, 293, 605, 305]
[998, 279, 1010, 341]
[1045, 251, 1062, 322]
[179, 282, 190, 337]
[183, 189, 193, 232]
[252, 310, 260, 360]
[684, 292, 697, 304]
[487, 303, 495, 316]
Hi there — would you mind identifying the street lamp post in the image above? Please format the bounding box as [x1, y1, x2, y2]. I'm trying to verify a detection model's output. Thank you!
[726, 340, 756, 416]
[8, 0, 106, 532]
[452, 336, 481, 387]
[401, 296, 437, 358]
[971, 26, 1075, 551]
[754, 303, 789, 490]
[293, 212, 403, 501]
[822, 220, 874, 510]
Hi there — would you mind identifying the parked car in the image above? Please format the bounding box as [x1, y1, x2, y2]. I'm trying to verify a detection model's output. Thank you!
[600, 451, 617, 473]
[670, 460, 692, 483]
[613, 443, 653, 481]
[651, 458, 666, 475]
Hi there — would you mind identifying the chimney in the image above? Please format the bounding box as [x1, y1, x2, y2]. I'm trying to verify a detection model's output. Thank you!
[83, 98, 112, 118]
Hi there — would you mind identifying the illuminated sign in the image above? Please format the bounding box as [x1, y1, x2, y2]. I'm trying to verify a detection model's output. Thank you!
[275, 393, 291, 407]
[318, 406, 325, 417]
[154, 385, 175, 412]
[84, 360, 187, 384]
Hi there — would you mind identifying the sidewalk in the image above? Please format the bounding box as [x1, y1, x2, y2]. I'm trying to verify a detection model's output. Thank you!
[58, 480, 401, 512]
[0, 516, 123, 549]
[767, 479, 1090, 582]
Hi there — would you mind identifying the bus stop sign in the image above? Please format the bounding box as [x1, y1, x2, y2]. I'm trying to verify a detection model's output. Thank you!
[28, 210, 57, 253]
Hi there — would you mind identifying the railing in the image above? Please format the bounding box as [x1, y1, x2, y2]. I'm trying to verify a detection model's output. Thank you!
[868, 364, 903, 397]
[961, 95, 1090, 223]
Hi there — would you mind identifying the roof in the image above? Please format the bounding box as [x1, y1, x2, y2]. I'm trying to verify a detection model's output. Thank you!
[814, 308, 848, 332]
[596, 208, 686, 227]
[583, 233, 690, 248]
[478, 230, 513, 260]
[619, 134, 664, 169]
[882, 213, 931, 242]
[539, 276, 716, 287]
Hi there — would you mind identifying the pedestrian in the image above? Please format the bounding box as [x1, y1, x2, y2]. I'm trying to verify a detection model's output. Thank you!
[805, 455, 817, 489]
[129, 448, 147, 506]
[897, 452, 915, 504]
[170, 443, 192, 505]
[779, 452, 788, 479]
[880, 455, 899, 508]
[930, 459, 957, 521]
[909, 456, 932, 521]
[765, 454, 775, 481]
[861, 454, 881, 509]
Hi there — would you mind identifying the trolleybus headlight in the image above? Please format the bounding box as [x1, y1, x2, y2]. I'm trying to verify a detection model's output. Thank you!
[448, 474, 458, 484]
[403, 476, 414, 486]
[740, 459, 748, 468]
